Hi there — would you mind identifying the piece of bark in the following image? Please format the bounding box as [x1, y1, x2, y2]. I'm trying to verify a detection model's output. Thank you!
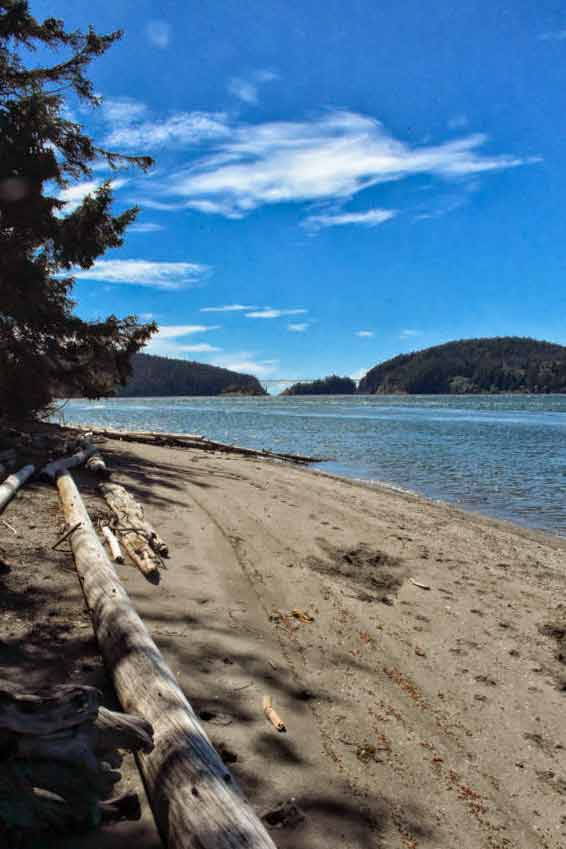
[56, 470, 278, 849]
[40, 445, 97, 482]
[101, 525, 124, 563]
[0, 465, 35, 514]
[99, 481, 168, 558]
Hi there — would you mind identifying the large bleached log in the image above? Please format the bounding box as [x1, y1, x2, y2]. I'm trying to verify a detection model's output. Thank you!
[101, 525, 124, 563]
[40, 445, 98, 481]
[56, 470, 278, 849]
[86, 452, 110, 478]
[0, 464, 35, 513]
[99, 481, 168, 558]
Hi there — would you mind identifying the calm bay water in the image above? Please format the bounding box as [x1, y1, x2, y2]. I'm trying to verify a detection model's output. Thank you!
[58, 394, 566, 536]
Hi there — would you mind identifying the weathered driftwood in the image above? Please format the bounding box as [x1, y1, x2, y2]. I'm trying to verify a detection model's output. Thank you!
[70, 424, 325, 464]
[56, 470, 278, 849]
[40, 445, 98, 481]
[85, 452, 110, 478]
[0, 683, 153, 840]
[121, 537, 159, 581]
[101, 525, 124, 563]
[99, 482, 168, 557]
[0, 465, 35, 514]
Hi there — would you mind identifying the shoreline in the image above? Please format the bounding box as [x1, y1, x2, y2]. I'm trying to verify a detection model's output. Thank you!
[3, 424, 566, 847]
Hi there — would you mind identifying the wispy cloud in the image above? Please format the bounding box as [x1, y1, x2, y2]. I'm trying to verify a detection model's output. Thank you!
[145, 324, 221, 357]
[102, 98, 147, 125]
[72, 259, 211, 289]
[212, 352, 278, 377]
[200, 303, 257, 312]
[57, 178, 127, 213]
[304, 208, 396, 231]
[539, 29, 566, 41]
[399, 328, 422, 339]
[287, 323, 309, 332]
[128, 222, 165, 233]
[245, 308, 307, 319]
[355, 330, 374, 337]
[227, 69, 278, 105]
[146, 20, 171, 49]
[145, 109, 538, 218]
[104, 112, 230, 150]
[351, 366, 370, 381]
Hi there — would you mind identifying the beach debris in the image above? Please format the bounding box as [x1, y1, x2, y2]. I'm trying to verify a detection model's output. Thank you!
[409, 577, 431, 590]
[52, 521, 82, 550]
[1, 518, 17, 535]
[85, 452, 111, 479]
[263, 695, 286, 732]
[56, 469, 277, 849]
[0, 465, 35, 514]
[101, 525, 124, 564]
[40, 444, 98, 481]
[0, 683, 153, 841]
[290, 608, 315, 623]
[99, 481, 168, 557]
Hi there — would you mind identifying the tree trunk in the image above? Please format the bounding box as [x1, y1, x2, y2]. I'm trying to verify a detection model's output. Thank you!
[0, 465, 35, 513]
[56, 471, 278, 849]
[40, 445, 97, 481]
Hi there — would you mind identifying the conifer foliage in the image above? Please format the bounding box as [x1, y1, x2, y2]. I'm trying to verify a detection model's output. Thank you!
[0, 1, 156, 420]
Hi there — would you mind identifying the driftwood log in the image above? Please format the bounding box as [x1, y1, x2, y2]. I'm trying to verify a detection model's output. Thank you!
[70, 425, 326, 464]
[0, 465, 35, 514]
[0, 683, 153, 842]
[40, 445, 98, 482]
[56, 470, 278, 849]
[85, 452, 110, 479]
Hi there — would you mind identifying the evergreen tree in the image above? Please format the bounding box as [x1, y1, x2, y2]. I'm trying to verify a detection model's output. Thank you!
[0, 0, 156, 420]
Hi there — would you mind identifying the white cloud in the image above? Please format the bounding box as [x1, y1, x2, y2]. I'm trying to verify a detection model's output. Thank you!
[539, 29, 566, 41]
[144, 324, 221, 357]
[245, 308, 307, 319]
[151, 110, 538, 218]
[128, 222, 165, 233]
[228, 78, 259, 105]
[400, 329, 422, 339]
[105, 112, 230, 150]
[102, 98, 147, 125]
[447, 114, 469, 129]
[355, 330, 374, 337]
[57, 178, 127, 213]
[146, 20, 171, 48]
[200, 303, 257, 312]
[227, 69, 278, 105]
[304, 208, 396, 231]
[72, 259, 211, 289]
[213, 352, 278, 377]
[351, 366, 369, 382]
[288, 323, 309, 332]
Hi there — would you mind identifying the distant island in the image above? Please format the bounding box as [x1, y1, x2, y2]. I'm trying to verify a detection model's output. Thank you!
[118, 353, 267, 397]
[358, 337, 566, 395]
[281, 375, 357, 395]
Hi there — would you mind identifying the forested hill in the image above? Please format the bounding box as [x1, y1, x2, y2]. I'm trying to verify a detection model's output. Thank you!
[118, 353, 267, 397]
[281, 375, 357, 395]
[358, 337, 566, 395]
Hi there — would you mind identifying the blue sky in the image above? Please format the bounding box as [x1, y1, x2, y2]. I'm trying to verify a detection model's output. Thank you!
[32, 0, 566, 384]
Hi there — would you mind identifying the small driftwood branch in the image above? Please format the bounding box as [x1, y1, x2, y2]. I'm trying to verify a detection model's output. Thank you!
[52, 521, 82, 550]
[0, 465, 35, 514]
[40, 445, 97, 482]
[408, 577, 431, 590]
[101, 525, 124, 563]
[262, 695, 286, 733]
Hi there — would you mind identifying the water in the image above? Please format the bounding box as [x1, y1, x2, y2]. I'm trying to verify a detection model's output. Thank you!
[57, 394, 566, 536]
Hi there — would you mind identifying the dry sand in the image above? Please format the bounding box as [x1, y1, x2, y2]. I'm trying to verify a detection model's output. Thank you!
[1, 434, 566, 849]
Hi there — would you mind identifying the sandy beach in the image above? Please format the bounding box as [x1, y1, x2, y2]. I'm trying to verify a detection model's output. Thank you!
[2, 432, 566, 849]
